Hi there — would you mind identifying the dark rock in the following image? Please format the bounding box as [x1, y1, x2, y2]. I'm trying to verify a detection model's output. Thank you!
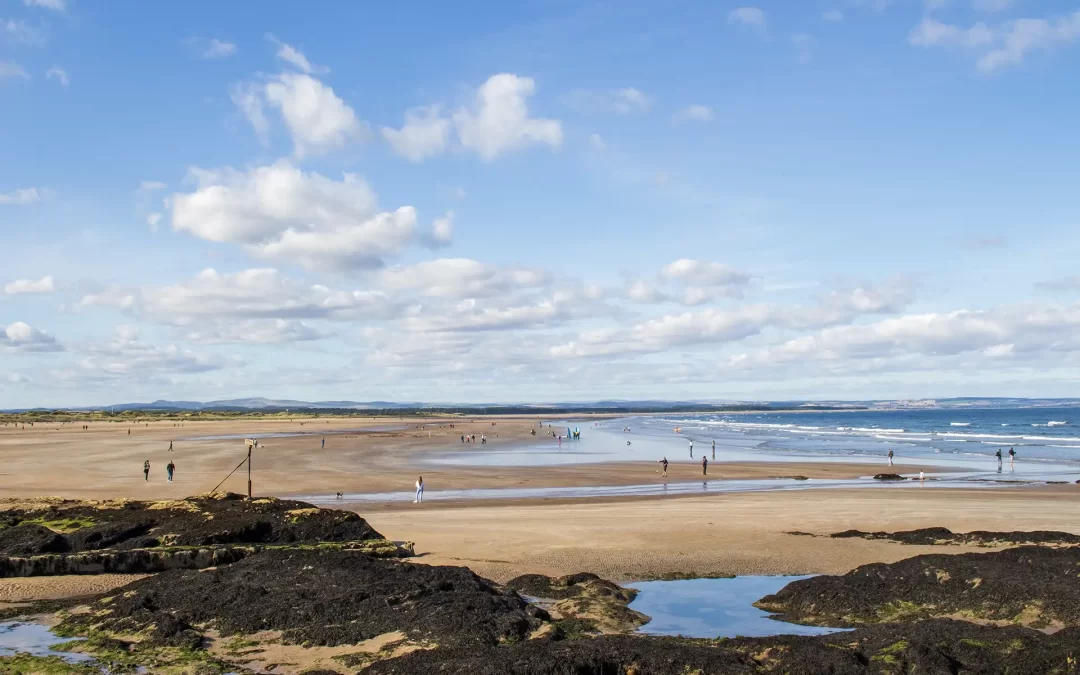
[57, 548, 540, 649]
[0, 494, 385, 556]
[757, 545, 1080, 628]
[830, 527, 1080, 547]
[872, 473, 906, 481]
[365, 620, 1080, 675]
[0, 524, 69, 555]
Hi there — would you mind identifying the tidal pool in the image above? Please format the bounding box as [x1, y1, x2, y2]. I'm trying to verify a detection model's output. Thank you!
[627, 576, 848, 639]
[0, 621, 92, 663]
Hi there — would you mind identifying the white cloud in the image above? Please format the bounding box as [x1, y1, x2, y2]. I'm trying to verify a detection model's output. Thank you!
[431, 211, 454, 245]
[147, 212, 163, 231]
[909, 18, 996, 48]
[191, 38, 237, 59]
[139, 180, 166, 192]
[728, 7, 767, 33]
[379, 258, 550, 299]
[453, 74, 563, 161]
[266, 34, 325, 74]
[0, 187, 47, 204]
[673, 104, 714, 123]
[1, 321, 62, 352]
[7, 373, 31, 384]
[823, 9, 844, 21]
[263, 73, 367, 157]
[626, 280, 669, 304]
[45, 66, 68, 86]
[381, 105, 451, 162]
[184, 319, 328, 345]
[588, 133, 607, 151]
[4, 276, 55, 295]
[563, 87, 650, 115]
[170, 160, 418, 270]
[77, 327, 232, 377]
[792, 33, 816, 63]
[230, 82, 270, 145]
[0, 61, 30, 81]
[909, 11, 1080, 73]
[661, 259, 752, 289]
[2, 18, 44, 46]
[23, 0, 65, 11]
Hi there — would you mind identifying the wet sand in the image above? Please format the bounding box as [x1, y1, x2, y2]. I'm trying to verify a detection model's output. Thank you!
[364, 486, 1080, 582]
[0, 416, 922, 500]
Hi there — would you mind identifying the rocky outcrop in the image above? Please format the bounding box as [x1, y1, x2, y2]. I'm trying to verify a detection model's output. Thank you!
[831, 527, 1080, 548]
[505, 573, 647, 634]
[756, 545, 1080, 629]
[57, 548, 546, 649]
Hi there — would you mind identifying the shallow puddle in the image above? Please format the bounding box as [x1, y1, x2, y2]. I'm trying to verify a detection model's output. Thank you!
[0, 621, 93, 663]
[627, 577, 849, 639]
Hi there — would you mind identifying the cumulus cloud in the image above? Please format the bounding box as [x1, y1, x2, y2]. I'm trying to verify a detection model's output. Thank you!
[263, 73, 367, 157]
[4, 276, 54, 295]
[453, 74, 562, 161]
[661, 259, 752, 291]
[672, 104, 714, 123]
[45, 66, 68, 86]
[910, 11, 1080, 73]
[381, 105, 451, 162]
[266, 34, 325, 74]
[729, 7, 767, 33]
[0, 61, 30, 81]
[563, 87, 650, 115]
[0, 187, 46, 204]
[23, 0, 65, 11]
[1, 321, 62, 352]
[77, 326, 233, 377]
[170, 160, 426, 269]
[189, 37, 237, 59]
[379, 258, 550, 299]
[183, 319, 328, 345]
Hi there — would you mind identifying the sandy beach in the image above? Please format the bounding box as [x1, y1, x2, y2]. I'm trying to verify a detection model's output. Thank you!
[2, 414, 1079, 595]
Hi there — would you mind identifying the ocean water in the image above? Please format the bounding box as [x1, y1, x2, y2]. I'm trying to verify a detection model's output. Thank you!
[428, 406, 1080, 482]
[628, 577, 846, 639]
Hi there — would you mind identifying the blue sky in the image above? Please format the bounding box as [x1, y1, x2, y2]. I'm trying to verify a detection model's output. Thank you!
[2, 0, 1080, 407]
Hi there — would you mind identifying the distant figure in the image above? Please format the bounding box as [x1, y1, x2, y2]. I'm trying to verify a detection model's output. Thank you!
[919, 471, 925, 483]
[168, 441, 173, 452]
[888, 449, 894, 466]
[1009, 447, 1016, 470]
[689, 439, 693, 458]
[414, 476, 424, 503]
[461, 435, 465, 443]
[322, 438, 325, 449]
[336, 492, 343, 499]
[166, 461, 175, 483]
[128, 429, 131, 436]
[712, 440, 716, 460]
[702, 456, 708, 476]
[143, 460, 150, 481]
[996, 448, 1003, 472]
[626, 440, 631, 446]
[659, 457, 669, 478]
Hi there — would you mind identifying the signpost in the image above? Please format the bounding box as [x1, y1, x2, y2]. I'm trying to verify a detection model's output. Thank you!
[245, 438, 257, 498]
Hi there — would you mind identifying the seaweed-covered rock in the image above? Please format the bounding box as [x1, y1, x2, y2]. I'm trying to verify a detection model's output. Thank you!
[506, 572, 645, 634]
[0, 494, 384, 555]
[365, 620, 1080, 675]
[58, 549, 542, 649]
[831, 527, 1080, 548]
[872, 473, 906, 481]
[757, 545, 1080, 628]
[0, 523, 69, 555]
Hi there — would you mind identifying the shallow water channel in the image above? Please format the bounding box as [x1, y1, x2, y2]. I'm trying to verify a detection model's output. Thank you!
[627, 576, 848, 639]
[0, 621, 92, 663]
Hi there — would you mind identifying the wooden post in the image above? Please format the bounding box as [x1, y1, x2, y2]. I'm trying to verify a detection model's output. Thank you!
[247, 446, 252, 498]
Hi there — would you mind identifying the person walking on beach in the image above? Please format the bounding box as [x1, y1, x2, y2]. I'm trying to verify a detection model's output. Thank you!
[143, 460, 150, 481]
[168, 441, 173, 452]
[996, 448, 1003, 471]
[712, 440, 716, 460]
[659, 457, 668, 478]
[414, 476, 424, 503]
[702, 456, 708, 476]
[166, 461, 175, 483]
[689, 439, 693, 458]
[321, 438, 325, 449]
[1009, 447, 1016, 470]
[888, 449, 894, 466]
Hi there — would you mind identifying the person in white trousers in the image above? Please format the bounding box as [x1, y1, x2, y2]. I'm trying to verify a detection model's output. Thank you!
[414, 476, 424, 503]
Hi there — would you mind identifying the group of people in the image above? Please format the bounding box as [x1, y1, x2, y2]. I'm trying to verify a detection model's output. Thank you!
[657, 455, 711, 477]
[143, 459, 176, 482]
[886, 447, 1017, 470]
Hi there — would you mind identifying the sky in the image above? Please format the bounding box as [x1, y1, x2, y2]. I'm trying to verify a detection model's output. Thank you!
[2, 0, 1080, 408]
